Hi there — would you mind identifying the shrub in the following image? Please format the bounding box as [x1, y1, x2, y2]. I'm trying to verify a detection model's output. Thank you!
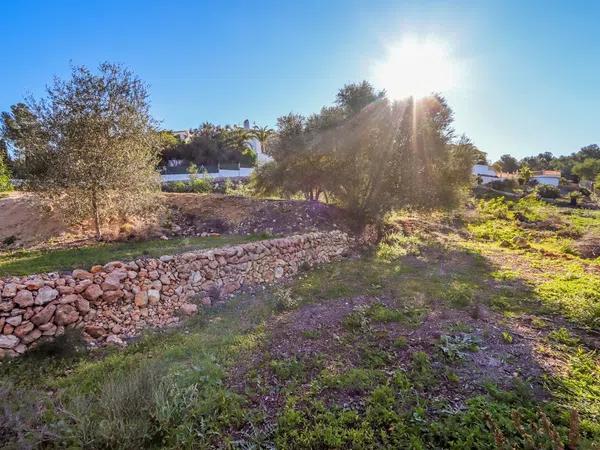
[489, 178, 519, 192]
[536, 184, 561, 199]
[0, 154, 12, 192]
[273, 288, 300, 311]
[190, 177, 213, 193]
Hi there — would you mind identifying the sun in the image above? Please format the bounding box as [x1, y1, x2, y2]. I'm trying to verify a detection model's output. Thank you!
[372, 36, 461, 100]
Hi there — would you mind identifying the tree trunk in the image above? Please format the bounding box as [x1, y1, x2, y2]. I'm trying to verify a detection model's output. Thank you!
[91, 191, 101, 240]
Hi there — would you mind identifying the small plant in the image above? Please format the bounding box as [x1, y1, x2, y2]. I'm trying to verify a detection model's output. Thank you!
[439, 334, 481, 360]
[393, 336, 408, 349]
[501, 331, 514, 344]
[342, 304, 371, 331]
[273, 287, 299, 311]
[548, 327, 580, 346]
[270, 358, 306, 381]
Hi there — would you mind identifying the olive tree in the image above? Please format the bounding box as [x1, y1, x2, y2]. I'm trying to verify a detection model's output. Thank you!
[255, 81, 475, 231]
[1, 63, 161, 239]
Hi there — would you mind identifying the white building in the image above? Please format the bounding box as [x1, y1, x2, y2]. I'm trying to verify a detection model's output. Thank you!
[472, 164, 500, 184]
[472, 164, 561, 187]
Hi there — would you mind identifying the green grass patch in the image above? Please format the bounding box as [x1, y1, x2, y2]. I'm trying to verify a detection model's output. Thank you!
[0, 234, 265, 276]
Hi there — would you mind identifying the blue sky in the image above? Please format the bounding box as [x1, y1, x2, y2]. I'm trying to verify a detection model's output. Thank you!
[1, 0, 598, 161]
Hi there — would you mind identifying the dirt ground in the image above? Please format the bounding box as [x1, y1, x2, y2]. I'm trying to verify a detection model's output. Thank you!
[0, 192, 351, 251]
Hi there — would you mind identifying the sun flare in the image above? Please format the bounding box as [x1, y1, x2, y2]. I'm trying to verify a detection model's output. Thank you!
[372, 36, 461, 100]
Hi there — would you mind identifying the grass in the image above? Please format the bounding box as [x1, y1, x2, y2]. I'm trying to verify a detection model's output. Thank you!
[1, 198, 600, 448]
[0, 234, 266, 276]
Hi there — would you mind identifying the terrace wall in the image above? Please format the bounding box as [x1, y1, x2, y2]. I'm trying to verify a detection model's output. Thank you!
[0, 231, 351, 357]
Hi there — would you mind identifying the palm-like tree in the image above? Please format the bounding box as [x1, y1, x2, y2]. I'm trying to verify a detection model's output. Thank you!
[251, 125, 275, 155]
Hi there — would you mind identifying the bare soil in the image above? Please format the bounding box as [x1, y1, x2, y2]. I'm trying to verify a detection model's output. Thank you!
[0, 192, 351, 251]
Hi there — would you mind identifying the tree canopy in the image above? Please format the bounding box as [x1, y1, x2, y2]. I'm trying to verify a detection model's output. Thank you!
[255, 81, 476, 228]
[0, 63, 161, 239]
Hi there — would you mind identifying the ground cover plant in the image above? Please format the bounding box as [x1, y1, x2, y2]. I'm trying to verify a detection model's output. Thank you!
[1, 200, 599, 449]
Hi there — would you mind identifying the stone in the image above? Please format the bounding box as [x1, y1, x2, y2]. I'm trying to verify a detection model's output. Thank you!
[180, 303, 198, 316]
[41, 324, 57, 336]
[59, 293, 80, 304]
[0, 335, 19, 349]
[0, 301, 13, 312]
[3, 324, 14, 335]
[101, 276, 122, 291]
[83, 284, 103, 302]
[85, 325, 106, 338]
[14, 290, 34, 308]
[57, 285, 75, 295]
[25, 278, 45, 290]
[102, 289, 124, 303]
[13, 344, 27, 354]
[54, 305, 79, 326]
[105, 334, 125, 346]
[90, 265, 103, 273]
[14, 321, 34, 338]
[35, 286, 59, 305]
[1, 283, 17, 298]
[111, 324, 122, 334]
[76, 297, 90, 314]
[5, 315, 22, 327]
[274, 266, 284, 279]
[38, 322, 55, 332]
[74, 279, 92, 293]
[134, 291, 148, 307]
[22, 329, 42, 345]
[73, 269, 94, 280]
[147, 289, 160, 305]
[200, 297, 212, 306]
[31, 304, 56, 326]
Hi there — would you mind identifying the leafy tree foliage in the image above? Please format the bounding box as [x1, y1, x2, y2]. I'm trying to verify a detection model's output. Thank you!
[251, 125, 275, 156]
[0, 63, 161, 239]
[494, 154, 520, 173]
[572, 158, 600, 181]
[518, 164, 533, 185]
[255, 81, 474, 227]
[162, 123, 257, 167]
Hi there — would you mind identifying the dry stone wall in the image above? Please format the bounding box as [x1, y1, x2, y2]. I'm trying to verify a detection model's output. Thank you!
[0, 231, 351, 358]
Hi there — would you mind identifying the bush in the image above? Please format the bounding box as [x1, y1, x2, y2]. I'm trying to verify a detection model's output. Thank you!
[536, 184, 561, 199]
[0, 154, 12, 192]
[489, 179, 519, 192]
[190, 177, 213, 193]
